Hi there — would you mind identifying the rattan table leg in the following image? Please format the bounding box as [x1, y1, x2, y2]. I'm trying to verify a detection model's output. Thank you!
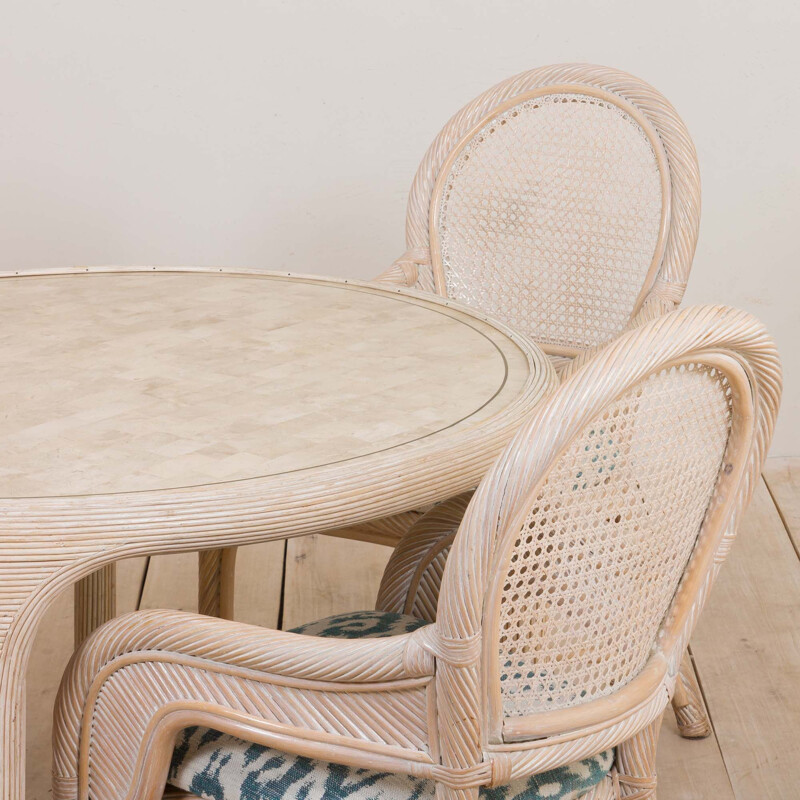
[1, 557, 79, 800]
[0, 672, 24, 800]
[198, 548, 237, 619]
[74, 565, 116, 647]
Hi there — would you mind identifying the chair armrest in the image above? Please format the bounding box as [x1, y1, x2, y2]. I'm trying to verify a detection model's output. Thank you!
[62, 608, 433, 688]
[373, 259, 419, 287]
[54, 610, 436, 800]
[376, 492, 473, 619]
[372, 247, 434, 291]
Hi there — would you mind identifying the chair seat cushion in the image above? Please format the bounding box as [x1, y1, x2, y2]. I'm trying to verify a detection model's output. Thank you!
[289, 610, 431, 638]
[169, 611, 614, 800]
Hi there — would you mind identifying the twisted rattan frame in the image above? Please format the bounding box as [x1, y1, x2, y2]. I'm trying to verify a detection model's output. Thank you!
[52, 305, 780, 800]
[376, 494, 470, 621]
[377, 63, 701, 361]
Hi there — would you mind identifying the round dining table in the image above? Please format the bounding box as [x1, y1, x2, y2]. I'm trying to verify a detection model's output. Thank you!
[0, 266, 556, 800]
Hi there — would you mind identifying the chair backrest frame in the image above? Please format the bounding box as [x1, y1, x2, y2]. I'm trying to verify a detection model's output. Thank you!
[432, 306, 780, 772]
[485, 350, 753, 740]
[404, 64, 701, 357]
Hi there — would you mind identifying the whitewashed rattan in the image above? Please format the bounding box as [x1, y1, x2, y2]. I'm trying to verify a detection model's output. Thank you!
[52, 305, 780, 800]
[376, 63, 700, 369]
[0, 266, 556, 800]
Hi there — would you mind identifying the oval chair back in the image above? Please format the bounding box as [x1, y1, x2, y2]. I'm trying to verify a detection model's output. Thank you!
[431, 304, 779, 783]
[392, 64, 700, 365]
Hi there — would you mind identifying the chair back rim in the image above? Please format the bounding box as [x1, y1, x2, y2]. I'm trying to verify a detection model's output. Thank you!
[427, 82, 673, 357]
[485, 349, 755, 742]
[404, 63, 701, 354]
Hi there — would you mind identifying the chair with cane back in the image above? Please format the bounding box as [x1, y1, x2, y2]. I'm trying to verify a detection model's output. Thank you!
[53, 304, 779, 800]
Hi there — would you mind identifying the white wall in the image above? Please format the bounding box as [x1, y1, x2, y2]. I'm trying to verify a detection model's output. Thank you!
[2, 0, 797, 454]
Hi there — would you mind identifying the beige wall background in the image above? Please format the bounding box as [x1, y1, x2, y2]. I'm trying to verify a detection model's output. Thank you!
[2, 0, 797, 454]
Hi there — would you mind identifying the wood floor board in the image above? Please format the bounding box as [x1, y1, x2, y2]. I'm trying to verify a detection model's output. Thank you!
[140, 543, 284, 629]
[139, 552, 199, 612]
[657, 710, 736, 799]
[282, 533, 392, 631]
[763, 457, 800, 554]
[689, 478, 800, 798]
[119, 556, 150, 613]
[230, 542, 285, 630]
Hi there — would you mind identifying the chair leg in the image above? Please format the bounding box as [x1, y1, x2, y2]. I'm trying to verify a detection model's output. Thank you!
[671, 652, 712, 738]
[198, 547, 237, 618]
[615, 715, 660, 798]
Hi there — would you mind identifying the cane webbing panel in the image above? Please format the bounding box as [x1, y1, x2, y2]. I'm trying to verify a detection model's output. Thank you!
[498, 363, 732, 716]
[436, 92, 664, 350]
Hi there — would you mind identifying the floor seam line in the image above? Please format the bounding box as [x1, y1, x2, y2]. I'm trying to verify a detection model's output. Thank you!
[685, 644, 738, 796]
[276, 540, 289, 630]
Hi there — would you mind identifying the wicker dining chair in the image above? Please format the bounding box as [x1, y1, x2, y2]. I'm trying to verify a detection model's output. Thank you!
[370, 63, 707, 737]
[376, 62, 701, 374]
[53, 304, 779, 800]
[196, 62, 700, 622]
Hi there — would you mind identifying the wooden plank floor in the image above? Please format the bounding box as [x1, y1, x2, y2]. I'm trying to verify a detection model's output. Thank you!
[25, 458, 800, 798]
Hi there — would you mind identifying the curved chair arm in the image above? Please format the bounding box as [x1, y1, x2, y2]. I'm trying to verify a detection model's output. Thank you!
[373, 259, 418, 287]
[376, 493, 472, 619]
[372, 248, 436, 293]
[53, 609, 436, 800]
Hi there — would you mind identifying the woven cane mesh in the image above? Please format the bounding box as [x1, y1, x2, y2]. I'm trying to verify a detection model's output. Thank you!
[498, 363, 733, 717]
[436, 92, 664, 351]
